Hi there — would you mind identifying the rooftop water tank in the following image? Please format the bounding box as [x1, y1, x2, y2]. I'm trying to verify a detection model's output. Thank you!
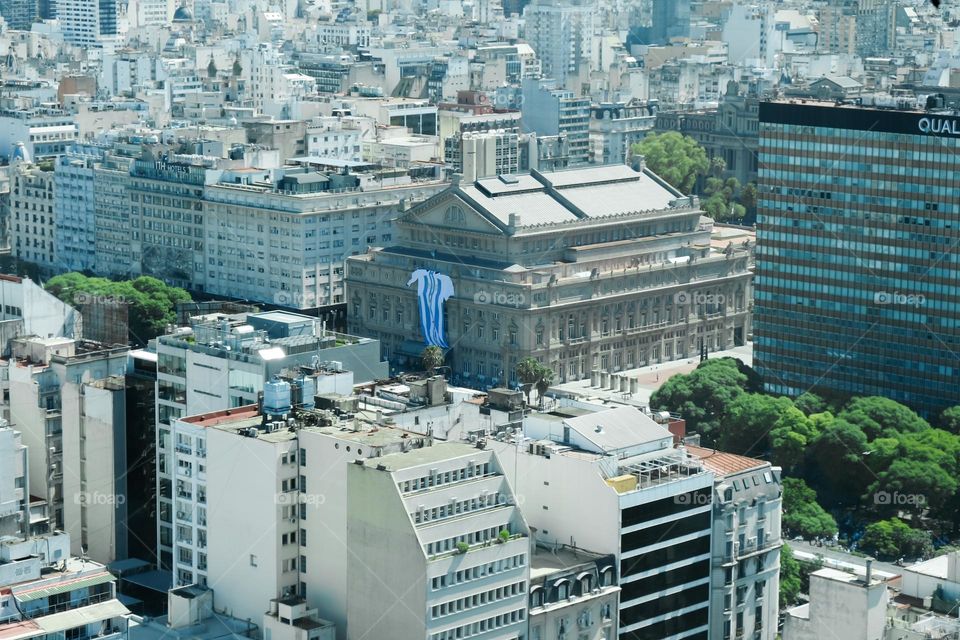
[263, 377, 292, 417]
[300, 376, 316, 409]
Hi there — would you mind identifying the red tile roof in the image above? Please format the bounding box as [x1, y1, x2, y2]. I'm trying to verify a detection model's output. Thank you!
[685, 445, 768, 477]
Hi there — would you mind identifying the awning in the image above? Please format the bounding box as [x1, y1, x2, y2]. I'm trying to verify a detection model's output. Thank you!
[36, 599, 130, 632]
[14, 573, 114, 602]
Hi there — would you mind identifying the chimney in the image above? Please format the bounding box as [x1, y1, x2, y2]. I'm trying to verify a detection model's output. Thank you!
[865, 558, 873, 585]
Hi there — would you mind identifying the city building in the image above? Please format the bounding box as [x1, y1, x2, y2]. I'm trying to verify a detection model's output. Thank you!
[527, 546, 620, 640]
[53, 146, 101, 273]
[686, 446, 782, 640]
[346, 164, 751, 389]
[490, 402, 716, 639]
[0, 106, 78, 161]
[10, 161, 57, 272]
[522, 0, 595, 89]
[589, 100, 656, 166]
[6, 336, 131, 563]
[0, 0, 36, 30]
[346, 441, 531, 640]
[0, 275, 81, 363]
[56, 0, 124, 47]
[521, 79, 591, 167]
[0, 421, 29, 540]
[155, 310, 388, 572]
[201, 164, 445, 309]
[783, 566, 888, 640]
[755, 100, 960, 416]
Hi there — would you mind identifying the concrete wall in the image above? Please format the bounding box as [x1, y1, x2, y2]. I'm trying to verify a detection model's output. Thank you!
[346, 462, 426, 640]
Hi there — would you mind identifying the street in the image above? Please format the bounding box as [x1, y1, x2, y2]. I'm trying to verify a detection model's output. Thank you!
[787, 539, 901, 580]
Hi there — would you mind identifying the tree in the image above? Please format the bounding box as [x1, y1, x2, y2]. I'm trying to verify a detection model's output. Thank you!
[938, 405, 960, 435]
[782, 478, 838, 539]
[808, 417, 873, 507]
[515, 357, 541, 406]
[631, 132, 709, 193]
[866, 457, 957, 517]
[859, 518, 933, 561]
[779, 544, 802, 608]
[45, 273, 191, 344]
[650, 358, 752, 445]
[794, 392, 826, 416]
[838, 396, 930, 440]
[738, 182, 758, 212]
[718, 393, 794, 456]
[770, 406, 820, 470]
[420, 346, 444, 374]
[535, 366, 554, 409]
[701, 176, 746, 223]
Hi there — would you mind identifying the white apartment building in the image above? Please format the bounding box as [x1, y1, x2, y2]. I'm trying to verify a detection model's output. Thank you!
[155, 310, 388, 573]
[783, 567, 888, 640]
[347, 442, 531, 640]
[686, 446, 782, 640]
[0, 275, 80, 357]
[166, 393, 448, 640]
[522, 0, 595, 89]
[0, 107, 78, 161]
[490, 403, 715, 640]
[201, 169, 445, 308]
[305, 116, 374, 161]
[54, 147, 100, 273]
[93, 153, 137, 278]
[10, 162, 57, 272]
[0, 422, 28, 540]
[455, 130, 537, 182]
[6, 336, 130, 563]
[1, 554, 130, 640]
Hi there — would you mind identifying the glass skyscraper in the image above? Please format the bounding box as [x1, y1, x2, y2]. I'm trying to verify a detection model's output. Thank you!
[755, 100, 960, 416]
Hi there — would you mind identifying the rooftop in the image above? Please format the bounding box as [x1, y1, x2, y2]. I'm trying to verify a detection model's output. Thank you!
[685, 445, 767, 477]
[362, 441, 480, 472]
[452, 165, 686, 229]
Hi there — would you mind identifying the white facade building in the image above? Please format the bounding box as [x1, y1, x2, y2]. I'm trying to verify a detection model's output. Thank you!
[523, 0, 595, 89]
[687, 445, 782, 640]
[0, 108, 77, 161]
[10, 162, 57, 272]
[347, 442, 531, 640]
[490, 403, 715, 640]
[155, 310, 388, 574]
[783, 567, 888, 640]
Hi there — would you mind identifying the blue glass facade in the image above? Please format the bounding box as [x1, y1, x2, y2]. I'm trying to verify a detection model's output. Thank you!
[755, 101, 960, 416]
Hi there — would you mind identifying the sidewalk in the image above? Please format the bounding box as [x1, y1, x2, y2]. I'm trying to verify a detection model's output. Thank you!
[552, 343, 753, 406]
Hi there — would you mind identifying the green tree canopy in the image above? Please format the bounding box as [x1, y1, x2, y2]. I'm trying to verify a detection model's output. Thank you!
[794, 392, 827, 416]
[701, 176, 746, 223]
[937, 405, 960, 435]
[421, 346, 444, 374]
[782, 478, 838, 539]
[45, 273, 191, 344]
[718, 393, 794, 456]
[650, 358, 752, 445]
[859, 518, 933, 561]
[779, 544, 802, 608]
[631, 132, 709, 193]
[808, 417, 873, 507]
[838, 396, 930, 440]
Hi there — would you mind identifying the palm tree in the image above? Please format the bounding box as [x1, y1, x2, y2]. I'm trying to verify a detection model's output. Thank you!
[535, 367, 555, 410]
[515, 357, 541, 406]
[421, 345, 444, 375]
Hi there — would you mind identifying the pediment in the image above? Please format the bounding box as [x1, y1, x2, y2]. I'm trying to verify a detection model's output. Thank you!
[401, 191, 506, 234]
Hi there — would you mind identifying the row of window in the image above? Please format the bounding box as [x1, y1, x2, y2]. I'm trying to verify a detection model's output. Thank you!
[430, 554, 526, 591]
[430, 581, 525, 620]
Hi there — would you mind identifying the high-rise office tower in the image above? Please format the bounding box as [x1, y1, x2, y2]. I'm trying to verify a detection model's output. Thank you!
[57, 0, 122, 46]
[755, 99, 960, 416]
[522, 0, 595, 89]
[0, 0, 37, 30]
[628, 0, 689, 46]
